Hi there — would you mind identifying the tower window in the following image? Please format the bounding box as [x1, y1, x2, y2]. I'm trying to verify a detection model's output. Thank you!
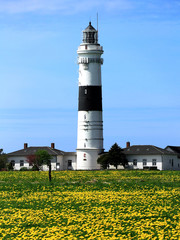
[84, 114, 86, 120]
[85, 89, 87, 94]
[84, 143, 86, 147]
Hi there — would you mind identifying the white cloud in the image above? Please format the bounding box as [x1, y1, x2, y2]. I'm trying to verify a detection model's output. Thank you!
[0, 0, 179, 18]
[0, 0, 133, 14]
[0, 0, 67, 13]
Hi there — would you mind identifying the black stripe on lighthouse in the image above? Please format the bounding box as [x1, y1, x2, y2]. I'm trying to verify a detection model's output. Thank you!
[78, 86, 102, 111]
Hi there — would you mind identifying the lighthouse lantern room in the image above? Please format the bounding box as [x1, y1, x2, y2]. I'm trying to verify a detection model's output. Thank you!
[77, 22, 104, 170]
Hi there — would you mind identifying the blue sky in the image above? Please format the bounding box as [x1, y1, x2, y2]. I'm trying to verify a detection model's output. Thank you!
[0, 0, 180, 153]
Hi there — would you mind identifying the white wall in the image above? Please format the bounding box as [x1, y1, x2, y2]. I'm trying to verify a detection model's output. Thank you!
[127, 155, 163, 170]
[76, 149, 101, 170]
[56, 155, 64, 170]
[42, 156, 57, 171]
[162, 155, 180, 170]
[63, 154, 77, 170]
[8, 156, 31, 170]
[78, 59, 102, 86]
[8, 155, 57, 171]
[127, 154, 180, 170]
[77, 111, 103, 150]
[8, 153, 180, 171]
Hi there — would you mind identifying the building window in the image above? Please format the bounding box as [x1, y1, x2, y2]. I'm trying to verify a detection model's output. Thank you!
[68, 160, 72, 168]
[20, 160, 24, 167]
[172, 159, 174, 167]
[143, 159, 147, 166]
[133, 159, 137, 166]
[11, 160, 15, 167]
[84, 114, 86, 120]
[152, 159, 156, 166]
[169, 159, 174, 166]
[85, 89, 87, 94]
[84, 143, 86, 147]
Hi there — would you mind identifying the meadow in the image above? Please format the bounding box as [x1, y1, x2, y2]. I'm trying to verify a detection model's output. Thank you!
[0, 170, 179, 239]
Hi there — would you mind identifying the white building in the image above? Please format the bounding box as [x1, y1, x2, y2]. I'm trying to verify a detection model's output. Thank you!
[165, 146, 180, 158]
[76, 22, 104, 170]
[8, 143, 76, 171]
[123, 143, 180, 171]
[7, 142, 180, 171]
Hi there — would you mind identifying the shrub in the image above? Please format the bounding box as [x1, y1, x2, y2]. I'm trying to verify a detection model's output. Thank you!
[31, 165, 39, 171]
[7, 162, 14, 171]
[20, 167, 29, 171]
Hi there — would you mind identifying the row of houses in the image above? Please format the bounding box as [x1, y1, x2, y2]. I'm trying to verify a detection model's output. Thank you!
[123, 143, 180, 170]
[7, 142, 180, 171]
[8, 143, 76, 171]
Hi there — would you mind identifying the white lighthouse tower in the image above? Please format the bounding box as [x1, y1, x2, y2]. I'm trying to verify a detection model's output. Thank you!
[77, 22, 104, 170]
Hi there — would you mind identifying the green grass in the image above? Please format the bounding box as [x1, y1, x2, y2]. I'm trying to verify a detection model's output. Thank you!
[0, 170, 179, 239]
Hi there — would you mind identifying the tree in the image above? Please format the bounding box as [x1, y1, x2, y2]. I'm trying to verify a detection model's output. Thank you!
[36, 150, 53, 182]
[97, 143, 128, 170]
[7, 161, 14, 171]
[0, 149, 7, 171]
[27, 150, 53, 181]
[26, 155, 40, 171]
[27, 150, 52, 181]
[108, 143, 128, 169]
[97, 153, 109, 169]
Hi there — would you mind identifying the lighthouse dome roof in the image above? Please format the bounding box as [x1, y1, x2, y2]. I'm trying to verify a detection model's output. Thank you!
[83, 22, 97, 32]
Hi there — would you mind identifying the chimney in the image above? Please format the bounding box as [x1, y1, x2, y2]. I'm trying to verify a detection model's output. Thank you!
[24, 143, 28, 149]
[51, 143, 55, 149]
[126, 141, 130, 148]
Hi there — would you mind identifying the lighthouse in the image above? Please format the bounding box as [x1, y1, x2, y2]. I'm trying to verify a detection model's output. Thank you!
[77, 22, 104, 170]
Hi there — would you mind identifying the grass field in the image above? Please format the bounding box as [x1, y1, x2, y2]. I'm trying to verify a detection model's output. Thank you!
[0, 170, 179, 239]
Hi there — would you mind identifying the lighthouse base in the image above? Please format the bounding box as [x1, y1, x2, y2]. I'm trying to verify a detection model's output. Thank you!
[76, 149, 103, 170]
